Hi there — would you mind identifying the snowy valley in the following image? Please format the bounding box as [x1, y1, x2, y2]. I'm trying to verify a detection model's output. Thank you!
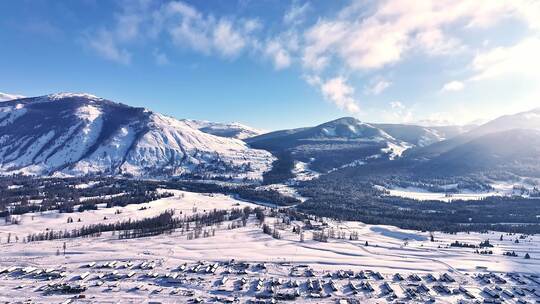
[0, 94, 540, 303]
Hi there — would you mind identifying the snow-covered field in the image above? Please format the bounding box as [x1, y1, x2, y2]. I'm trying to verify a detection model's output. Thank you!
[382, 186, 498, 202]
[377, 180, 539, 202]
[1, 190, 540, 303]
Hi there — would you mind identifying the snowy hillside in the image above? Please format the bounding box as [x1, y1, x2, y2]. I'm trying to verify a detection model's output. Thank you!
[470, 107, 540, 136]
[249, 117, 411, 156]
[181, 119, 263, 140]
[405, 107, 540, 163]
[374, 123, 472, 147]
[0, 93, 274, 180]
[247, 117, 414, 183]
[0, 91, 25, 102]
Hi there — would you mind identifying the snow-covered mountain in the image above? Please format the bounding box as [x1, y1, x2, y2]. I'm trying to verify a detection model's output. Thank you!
[0, 92, 25, 102]
[247, 117, 412, 181]
[470, 107, 540, 136]
[181, 119, 263, 140]
[373, 123, 472, 147]
[398, 107, 540, 177]
[405, 107, 540, 161]
[416, 128, 540, 176]
[0, 93, 274, 180]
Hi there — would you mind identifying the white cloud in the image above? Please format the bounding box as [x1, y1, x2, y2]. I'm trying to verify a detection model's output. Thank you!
[365, 78, 392, 95]
[243, 18, 262, 33]
[115, 14, 143, 42]
[85, 1, 259, 63]
[84, 29, 132, 65]
[305, 75, 360, 113]
[265, 40, 291, 70]
[212, 19, 246, 58]
[302, 74, 321, 87]
[284, 1, 311, 25]
[441, 80, 465, 92]
[320, 76, 360, 113]
[162, 2, 214, 55]
[414, 28, 464, 55]
[262, 30, 301, 70]
[390, 101, 405, 110]
[301, 0, 540, 72]
[0, 92, 25, 102]
[413, 114, 457, 127]
[82, 0, 152, 64]
[382, 101, 413, 123]
[296, 0, 540, 113]
[302, 21, 347, 71]
[153, 49, 170, 66]
[82, 0, 540, 116]
[471, 37, 540, 81]
[159, 2, 261, 58]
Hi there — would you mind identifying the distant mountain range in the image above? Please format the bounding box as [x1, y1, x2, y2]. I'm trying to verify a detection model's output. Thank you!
[373, 123, 474, 147]
[404, 107, 540, 177]
[0, 92, 25, 102]
[1, 92, 538, 183]
[247, 117, 411, 175]
[0, 93, 273, 180]
[246, 117, 479, 182]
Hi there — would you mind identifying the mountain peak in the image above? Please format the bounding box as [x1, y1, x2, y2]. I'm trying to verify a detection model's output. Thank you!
[0, 93, 274, 179]
[0, 92, 26, 102]
[181, 119, 263, 140]
[46, 92, 104, 101]
[325, 117, 361, 125]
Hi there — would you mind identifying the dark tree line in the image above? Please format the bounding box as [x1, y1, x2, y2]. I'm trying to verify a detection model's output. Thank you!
[25, 207, 258, 242]
[297, 172, 540, 233]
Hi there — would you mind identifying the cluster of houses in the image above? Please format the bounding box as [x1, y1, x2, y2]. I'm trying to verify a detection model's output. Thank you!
[2, 259, 540, 303]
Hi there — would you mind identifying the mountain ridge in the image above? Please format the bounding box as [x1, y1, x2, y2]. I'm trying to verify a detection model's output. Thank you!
[0, 93, 274, 180]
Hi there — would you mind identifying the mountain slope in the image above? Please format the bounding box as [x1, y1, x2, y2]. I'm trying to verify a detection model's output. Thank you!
[416, 129, 540, 176]
[405, 107, 540, 161]
[373, 123, 472, 147]
[247, 117, 411, 182]
[470, 107, 540, 135]
[0, 93, 274, 180]
[181, 119, 263, 140]
[0, 92, 25, 102]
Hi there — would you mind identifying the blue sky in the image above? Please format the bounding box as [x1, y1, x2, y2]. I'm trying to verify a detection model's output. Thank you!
[1, 0, 539, 130]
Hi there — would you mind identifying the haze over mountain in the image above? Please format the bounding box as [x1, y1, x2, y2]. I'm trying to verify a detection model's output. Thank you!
[0, 92, 25, 102]
[396, 107, 540, 177]
[181, 119, 263, 140]
[0, 93, 273, 179]
[405, 107, 540, 161]
[417, 129, 540, 176]
[372, 123, 474, 147]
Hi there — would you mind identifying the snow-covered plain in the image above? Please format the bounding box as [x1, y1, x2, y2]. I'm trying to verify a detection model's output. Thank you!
[1, 190, 540, 303]
[382, 186, 498, 202]
[377, 181, 540, 202]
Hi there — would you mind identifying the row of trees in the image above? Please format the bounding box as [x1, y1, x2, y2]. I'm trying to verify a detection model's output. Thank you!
[25, 206, 262, 243]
